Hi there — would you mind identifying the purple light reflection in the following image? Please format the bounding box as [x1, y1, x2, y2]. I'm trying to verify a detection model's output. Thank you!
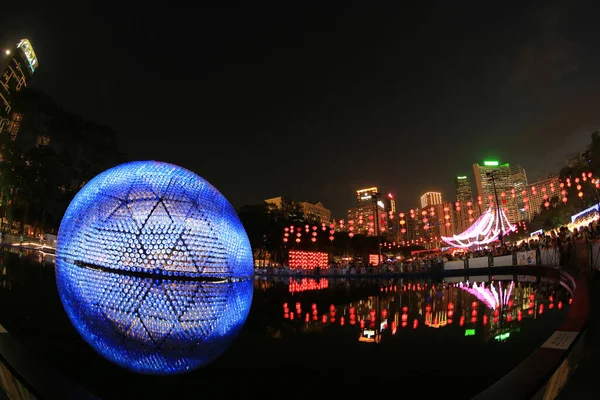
[458, 281, 514, 310]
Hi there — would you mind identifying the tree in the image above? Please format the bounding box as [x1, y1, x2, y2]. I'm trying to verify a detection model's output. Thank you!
[0, 88, 126, 235]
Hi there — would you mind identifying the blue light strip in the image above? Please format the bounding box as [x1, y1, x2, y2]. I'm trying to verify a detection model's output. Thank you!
[570, 203, 600, 223]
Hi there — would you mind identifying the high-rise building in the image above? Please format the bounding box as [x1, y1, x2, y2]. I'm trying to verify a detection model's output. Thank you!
[473, 160, 522, 223]
[510, 165, 528, 217]
[455, 176, 473, 204]
[350, 187, 384, 236]
[356, 187, 379, 207]
[0, 39, 38, 136]
[420, 192, 442, 208]
[347, 204, 385, 235]
[384, 193, 398, 238]
[384, 192, 396, 214]
[404, 209, 422, 244]
[525, 176, 560, 221]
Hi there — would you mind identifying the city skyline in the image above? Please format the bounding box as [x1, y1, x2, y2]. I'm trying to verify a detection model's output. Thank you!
[1, 3, 599, 219]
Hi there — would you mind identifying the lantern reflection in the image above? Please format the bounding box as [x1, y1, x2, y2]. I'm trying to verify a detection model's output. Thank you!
[277, 279, 570, 345]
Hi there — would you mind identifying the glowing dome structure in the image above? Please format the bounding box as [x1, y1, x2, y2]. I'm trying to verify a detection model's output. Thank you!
[56, 161, 254, 375]
[441, 207, 516, 249]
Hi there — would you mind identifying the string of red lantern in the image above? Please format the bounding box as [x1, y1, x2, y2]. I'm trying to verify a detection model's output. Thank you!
[399, 212, 406, 235]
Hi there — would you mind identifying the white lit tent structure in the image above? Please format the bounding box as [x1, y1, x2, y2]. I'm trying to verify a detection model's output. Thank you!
[441, 207, 516, 249]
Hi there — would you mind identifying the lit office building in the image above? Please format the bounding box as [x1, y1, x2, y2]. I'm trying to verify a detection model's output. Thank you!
[473, 161, 522, 223]
[384, 193, 396, 213]
[348, 187, 385, 235]
[347, 204, 385, 235]
[510, 165, 528, 217]
[298, 201, 331, 223]
[265, 196, 330, 223]
[438, 201, 456, 237]
[356, 187, 379, 207]
[525, 176, 560, 221]
[420, 192, 442, 208]
[455, 176, 473, 203]
[384, 193, 398, 236]
[0, 39, 38, 136]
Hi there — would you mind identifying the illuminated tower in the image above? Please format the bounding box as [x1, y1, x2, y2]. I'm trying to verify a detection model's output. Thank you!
[510, 165, 528, 219]
[348, 187, 383, 235]
[473, 160, 521, 223]
[384, 193, 397, 236]
[525, 175, 559, 221]
[455, 176, 473, 203]
[356, 187, 378, 207]
[420, 192, 442, 208]
[0, 39, 38, 136]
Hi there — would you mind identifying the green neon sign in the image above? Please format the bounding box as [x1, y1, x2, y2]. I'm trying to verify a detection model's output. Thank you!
[457, 176, 467, 179]
[483, 161, 499, 166]
[465, 329, 476, 336]
[494, 332, 510, 341]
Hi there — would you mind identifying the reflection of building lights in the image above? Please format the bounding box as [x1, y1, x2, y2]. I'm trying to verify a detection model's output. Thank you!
[426, 311, 448, 328]
[359, 328, 381, 343]
[288, 278, 329, 293]
[369, 254, 382, 266]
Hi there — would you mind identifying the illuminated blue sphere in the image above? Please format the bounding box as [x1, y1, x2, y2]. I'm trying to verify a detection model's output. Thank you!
[55, 161, 254, 374]
[57, 161, 253, 278]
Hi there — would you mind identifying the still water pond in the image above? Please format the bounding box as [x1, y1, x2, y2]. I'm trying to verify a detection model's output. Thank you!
[0, 253, 572, 399]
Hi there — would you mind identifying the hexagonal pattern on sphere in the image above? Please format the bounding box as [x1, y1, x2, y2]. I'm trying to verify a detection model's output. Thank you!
[55, 161, 254, 375]
[56, 161, 253, 278]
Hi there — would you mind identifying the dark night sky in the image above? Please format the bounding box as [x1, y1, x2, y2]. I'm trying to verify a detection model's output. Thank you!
[2, 1, 600, 218]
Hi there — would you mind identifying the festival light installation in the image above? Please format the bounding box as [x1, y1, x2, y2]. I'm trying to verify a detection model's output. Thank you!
[441, 207, 515, 248]
[288, 250, 328, 269]
[56, 161, 254, 375]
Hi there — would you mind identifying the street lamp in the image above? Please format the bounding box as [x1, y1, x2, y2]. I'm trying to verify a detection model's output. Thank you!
[486, 170, 504, 245]
[371, 193, 383, 265]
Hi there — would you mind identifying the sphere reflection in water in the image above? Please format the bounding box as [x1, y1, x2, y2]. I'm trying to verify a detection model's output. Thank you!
[55, 161, 254, 374]
[57, 267, 252, 374]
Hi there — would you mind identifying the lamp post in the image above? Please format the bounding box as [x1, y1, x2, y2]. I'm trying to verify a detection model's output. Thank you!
[371, 193, 383, 266]
[487, 170, 504, 245]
